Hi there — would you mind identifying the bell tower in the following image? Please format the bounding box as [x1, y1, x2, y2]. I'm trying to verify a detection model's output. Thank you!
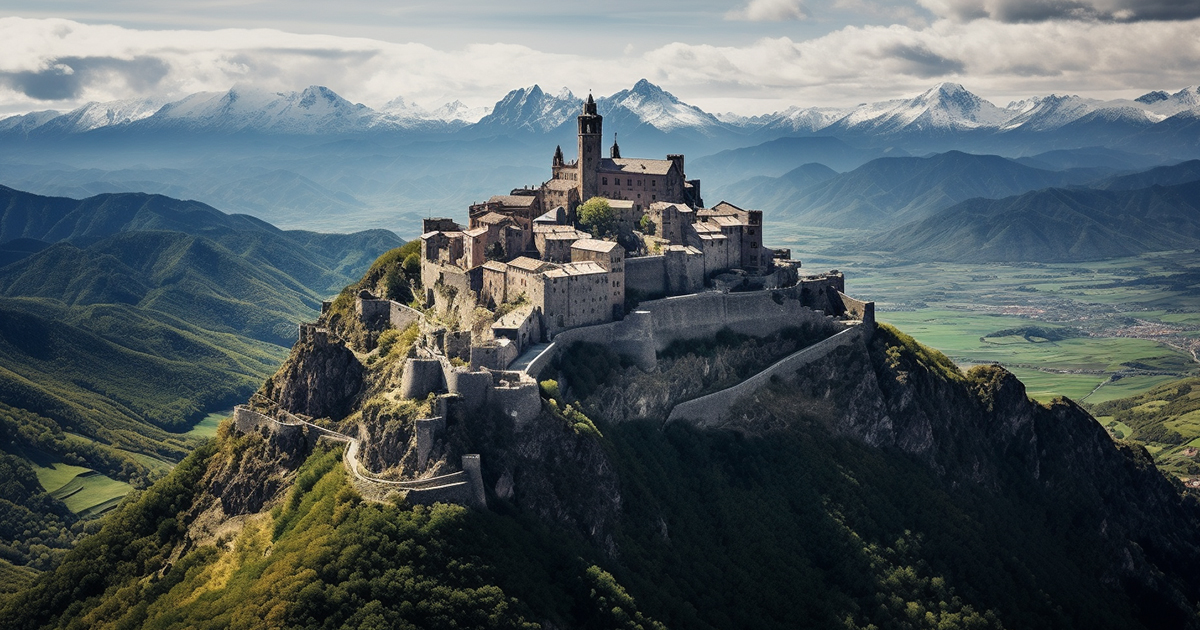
[577, 94, 602, 200]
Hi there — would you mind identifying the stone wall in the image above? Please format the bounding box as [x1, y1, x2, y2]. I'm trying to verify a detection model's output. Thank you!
[460, 454, 488, 510]
[447, 369, 492, 412]
[490, 371, 542, 428]
[666, 324, 868, 428]
[403, 480, 475, 508]
[232, 406, 315, 448]
[520, 278, 860, 378]
[625, 255, 667, 296]
[357, 297, 422, 332]
[400, 358, 445, 400]
[415, 416, 446, 471]
[838, 292, 875, 339]
[636, 289, 839, 352]
[471, 339, 519, 371]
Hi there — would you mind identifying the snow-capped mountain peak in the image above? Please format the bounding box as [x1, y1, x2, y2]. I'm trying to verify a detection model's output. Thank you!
[474, 85, 579, 132]
[431, 100, 491, 123]
[998, 94, 1094, 131]
[598, 79, 724, 133]
[46, 97, 168, 133]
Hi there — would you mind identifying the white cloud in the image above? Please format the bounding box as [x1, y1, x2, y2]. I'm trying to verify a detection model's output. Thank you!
[2, 15, 1200, 116]
[726, 0, 809, 21]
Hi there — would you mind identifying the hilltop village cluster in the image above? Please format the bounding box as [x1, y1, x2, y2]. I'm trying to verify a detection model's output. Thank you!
[245, 95, 875, 509]
[419, 95, 787, 359]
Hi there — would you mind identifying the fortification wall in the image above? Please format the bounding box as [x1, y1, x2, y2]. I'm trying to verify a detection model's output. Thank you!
[415, 416, 446, 471]
[626, 255, 667, 296]
[461, 454, 488, 509]
[400, 358, 445, 400]
[403, 481, 475, 507]
[521, 284, 862, 377]
[838, 292, 875, 339]
[471, 340, 519, 371]
[357, 297, 423, 332]
[489, 374, 542, 427]
[447, 369, 491, 412]
[232, 406, 316, 447]
[636, 290, 840, 351]
[666, 324, 868, 428]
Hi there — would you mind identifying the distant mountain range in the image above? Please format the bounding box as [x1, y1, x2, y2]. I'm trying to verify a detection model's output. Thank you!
[3, 79, 1200, 237]
[716, 150, 1111, 229]
[866, 161, 1200, 262]
[5, 80, 1200, 148]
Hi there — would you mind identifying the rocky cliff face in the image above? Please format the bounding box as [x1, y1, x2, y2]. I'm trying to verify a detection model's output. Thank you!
[708, 324, 1200, 626]
[262, 337, 364, 420]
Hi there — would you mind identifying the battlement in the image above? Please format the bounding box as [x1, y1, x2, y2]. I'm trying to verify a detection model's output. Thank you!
[297, 322, 330, 345]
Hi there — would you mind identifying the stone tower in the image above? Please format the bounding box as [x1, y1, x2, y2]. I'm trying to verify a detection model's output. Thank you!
[577, 94, 602, 201]
[610, 133, 621, 159]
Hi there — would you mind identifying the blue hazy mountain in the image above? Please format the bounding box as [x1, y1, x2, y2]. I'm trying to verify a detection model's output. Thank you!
[869, 179, 1200, 262]
[722, 151, 1110, 228]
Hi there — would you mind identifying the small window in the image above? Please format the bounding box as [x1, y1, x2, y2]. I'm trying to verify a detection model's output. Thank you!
[602, 177, 607, 185]
[638, 180, 642, 186]
[652, 179, 657, 187]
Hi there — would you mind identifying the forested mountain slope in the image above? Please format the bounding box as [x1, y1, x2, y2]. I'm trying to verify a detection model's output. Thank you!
[0, 186, 401, 586]
[6, 257, 1197, 630]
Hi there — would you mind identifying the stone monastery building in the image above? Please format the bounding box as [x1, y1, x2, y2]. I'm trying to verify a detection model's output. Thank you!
[419, 94, 787, 358]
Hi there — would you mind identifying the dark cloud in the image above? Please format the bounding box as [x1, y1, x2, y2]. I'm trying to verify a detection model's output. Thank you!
[0, 56, 169, 101]
[883, 43, 966, 78]
[932, 0, 1200, 23]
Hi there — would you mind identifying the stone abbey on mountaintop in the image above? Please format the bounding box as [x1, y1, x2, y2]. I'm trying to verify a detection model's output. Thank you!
[415, 93, 832, 356]
[247, 93, 875, 509]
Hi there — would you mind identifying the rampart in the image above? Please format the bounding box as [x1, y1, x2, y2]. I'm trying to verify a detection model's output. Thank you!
[400, 358, 446, 400]
[232, 405, 486, 510]
[666, 324, 869, 428]
[356, 293, 423, 332]
[521, 278, 857, 378]
[838, 291, 875, 337]
[415, 416, 446, 471]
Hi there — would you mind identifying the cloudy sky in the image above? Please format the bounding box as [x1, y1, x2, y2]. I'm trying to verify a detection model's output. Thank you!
[1, 0, 1199, 116]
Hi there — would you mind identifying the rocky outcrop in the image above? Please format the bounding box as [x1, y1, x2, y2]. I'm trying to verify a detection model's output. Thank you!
[713, 323, 1200, 624]
[262, 335, 364, 420]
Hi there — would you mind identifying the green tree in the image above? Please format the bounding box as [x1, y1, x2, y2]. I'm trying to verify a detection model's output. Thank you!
[578, 197, 616, 238]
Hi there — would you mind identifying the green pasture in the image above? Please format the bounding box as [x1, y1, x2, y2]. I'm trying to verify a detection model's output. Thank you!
[1084, 376, 1182, 404]
[49, 471, 132, 515]
[185, 409, 231, 439]
[32, 462, 91, 494]
[124, 451, 175, 475]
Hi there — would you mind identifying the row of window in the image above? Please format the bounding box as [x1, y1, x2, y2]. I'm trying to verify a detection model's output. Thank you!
[602, 177, 656, 187]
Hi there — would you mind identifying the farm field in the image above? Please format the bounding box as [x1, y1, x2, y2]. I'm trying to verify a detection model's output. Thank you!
[32, 461, 132, 516]
[186, 409, 231, 439]
[770, 224, 1200, 403]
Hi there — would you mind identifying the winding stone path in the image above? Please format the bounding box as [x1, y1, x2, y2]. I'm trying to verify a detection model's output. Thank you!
[235, 400, 484, 507]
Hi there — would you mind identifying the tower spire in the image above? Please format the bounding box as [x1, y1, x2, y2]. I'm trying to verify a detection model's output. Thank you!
[610, 133, 620, 159]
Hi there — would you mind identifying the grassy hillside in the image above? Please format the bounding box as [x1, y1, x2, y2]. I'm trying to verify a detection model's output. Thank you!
[1088, 377, 1200, 478]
